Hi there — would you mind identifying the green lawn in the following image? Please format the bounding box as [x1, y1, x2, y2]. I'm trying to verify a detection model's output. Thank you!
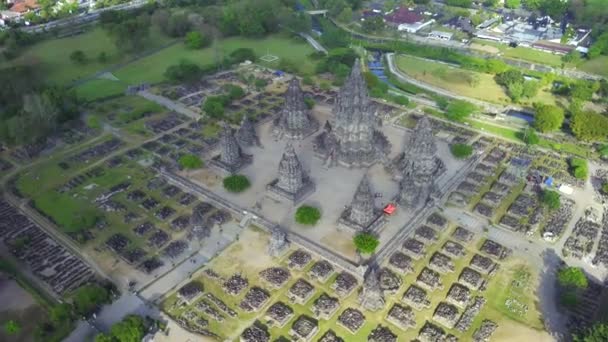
[73, 33, 317, 101]
[465, 119, 523, 142]
[3, 26, 174, 85]
[470, 39, 563, 68]
[394, 55, 556, 105]
[578, 56, 608, 77]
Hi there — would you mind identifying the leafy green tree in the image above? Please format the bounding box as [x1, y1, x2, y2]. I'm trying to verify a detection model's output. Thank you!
[539, 0, 569, 19]
[223, 175, 251, 193]
[445, 0, 472, 8]
[3, 320, 20, 335]
[105, 14, 151, 53]
[561, 50, 581, 67]
[522, 81, 539, 99]
[353, 232, 379, 254]
[504, 0, 521, 8]
[445, 100, 477, 121]
[97, 52, 108, 63]
[70, 50, 87, 64]
[496, 69, 524, 87]
[178, 154, 203, 170]
[541, 189, 560, 210]
[295, 206, 321, 225]
[224, 84, 246, 100]
[164, 60, 203, 84]
[569, 158, 588, 180]
[71, 283, 110, 317]
[304, 97, 315, 109]
[568, 80, 600, 102]
[557, 267, 588, 289]
[166, 13, 191, 37]
[50, 303, 74, 324]
[202, 96, 226, 119]
[337, 7, 353, 23]
[533, 103, 564, 132]
[184, 31, 209, 49]
[450, 143, 473, 159]
[229, 48, 256, 63]
[573, 322, 608, 342]
[109, 315, 145, 342]
[570, 110, 608, 141]
[362, 16, 385, 33]
[601, 182, 608, 195]
[522, 128, 539, 145]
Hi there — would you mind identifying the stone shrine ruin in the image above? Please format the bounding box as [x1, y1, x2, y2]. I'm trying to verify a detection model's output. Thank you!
[273, 78, 319, 140]
[266, 143, 315, 204]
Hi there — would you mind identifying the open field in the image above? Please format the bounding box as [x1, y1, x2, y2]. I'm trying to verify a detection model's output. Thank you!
[578, 55, 608, 77]
[394, 55, 557, 105]
[162, 220, 547, 341]
[2, 27, 174, 85]
[470, 39, 563, 68]
[73, 33, 317, 101]
[0, 275, 48, 342]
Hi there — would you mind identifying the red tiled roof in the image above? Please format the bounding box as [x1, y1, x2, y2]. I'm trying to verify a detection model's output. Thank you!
[385, 7, 422, 25]
[10, 0, 39, 13]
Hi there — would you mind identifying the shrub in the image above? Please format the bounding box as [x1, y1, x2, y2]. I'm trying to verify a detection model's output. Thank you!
[4, 320, 20, 335]
[541, 190, 560, 210]
[445, 100, 476, 121]
[353, 232, 379, 254]
[602, 182, 608, 195]
[569, 158, 588, 180]
[69, 50, 86, 64]
[229, 48, 256, 63]
[223, 84, 245, 100]
[178, 154, 203, 170]
[223, 175, 250, 193]
[557, 267, 588, 289]
[521, 128, 539, 145]
[202, 95, 228, 119]
[304, 97, 315, 109]
[450, 143, 473, 159]
[184, 31, 210, 49]
[295, 205, 321, 225]
[71, 283, 110, 317]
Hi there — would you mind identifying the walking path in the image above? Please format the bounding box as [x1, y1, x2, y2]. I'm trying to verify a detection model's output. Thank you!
[138, 90, 200, 120]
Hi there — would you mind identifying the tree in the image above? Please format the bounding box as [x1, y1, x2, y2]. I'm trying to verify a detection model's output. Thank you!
[109, 314, 145, 342]
[295, 205, 321, 225]
[541, 189, 560, 210]
[601, 182, 608, 195]
[522, 128, 540, 145]
[504, 0, 521, 8]
[70, 50, 86, 64]
[573, 322, 608, 342]
[362, 16, 385, 33]
[50, 303, 74, 324]
[570, 110, 608, 141]
[522, 81, 539, 99]
[164, 60, 203, 84]
[557, 267, 588, 289]
[533, 103, 564, 132]
[178, 154, 203, 170]
[98, 52, 108, 63]
[184, 31, 209, 49]
[223, 175, 251, 193]
[202, 96, 227, 119]
[569, 158, 588, 180]
[229, 48, 256, 63]
[540, 0, 569, 19]
[445, 100, 477, 121]
[105, 14, 150, 53]
[166, 13, 191, 37]
[353, 232, 379, 254]
[450, 143, 473, 159]
[445, 0, 472, 8]
[71, 283, 110, 317]
[568, 80, 600, 102]
[496, 69, 524, 87]
[3, 320, 20, 335]
[337, 7, 352, 23]
[224, 84, 245, 100]
[304, 97, 315, 109]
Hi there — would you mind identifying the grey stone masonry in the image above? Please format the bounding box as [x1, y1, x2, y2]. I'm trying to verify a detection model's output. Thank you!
[267, 143, 315, 204]
[313, 59, 391, 168]
[268, 227, 289, 257]
[394, 116, 445, 209]
[236, 115, 260, 147]
[358, 264, 385, 311]
[274, 78, 319, 140]
[339, 174, 386, 232]
[210, 123, 252, 174]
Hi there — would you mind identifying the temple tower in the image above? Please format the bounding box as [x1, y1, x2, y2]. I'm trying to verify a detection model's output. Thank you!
[274, 78, 319, 139]
[267, 143, 315, 204]
[359, 263, 385, 311]
[236, 115, 260, 147]
[349, 174, 375, 228]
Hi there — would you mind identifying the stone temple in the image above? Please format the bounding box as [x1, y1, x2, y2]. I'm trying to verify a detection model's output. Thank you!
[313, 59, 391, 168]
[393, 116, 445, 209]
[236, 115, 260, 148]
[268, 227, 289, 257]
[209, 123, 252, 174]
[358, 263, 385, 311]
[266, 143, 315, 204]
[273, 78, 319, 140]
[338, 174, 386, 232]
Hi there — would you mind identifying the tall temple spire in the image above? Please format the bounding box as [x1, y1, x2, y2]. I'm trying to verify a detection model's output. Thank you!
[313, 60, 391, 168]
[395, 116, 445, 209]
[209, 122, 252, 173]
[276, 143, 304, 194]
[273, 78, 319, 139]
[267, 143, 315, 204]
[358, 263, 385, 311]
[219, 123, 241, 167]
[236, 115, 260, 148]
[349, 173, 375, 228]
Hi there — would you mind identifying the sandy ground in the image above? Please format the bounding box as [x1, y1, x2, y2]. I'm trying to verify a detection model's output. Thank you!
[493, 320, 555, 342]
[470, 43, 500, 54]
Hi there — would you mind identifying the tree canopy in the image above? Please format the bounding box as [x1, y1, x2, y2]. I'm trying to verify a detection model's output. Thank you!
[71, 283, 111, 317]
[95, 314, 146, 342]
[533, 103, 564, 133]
[573, 322, 608, 342]
[178, 154, 203, 170]
[223, 175, 251, 193]
[295, 206, 321, 225]
[353, 232, 379, 254]
[541, 189, 560, 210]
[557, 267, 588, 289]
[570, 110, 608, 142]
[450, 143, 473, 159]
[445, 100, 477, 121]
[569, 158, 588, 180]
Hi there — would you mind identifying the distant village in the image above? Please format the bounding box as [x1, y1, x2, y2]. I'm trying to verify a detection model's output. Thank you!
[359, 1, 591, 55]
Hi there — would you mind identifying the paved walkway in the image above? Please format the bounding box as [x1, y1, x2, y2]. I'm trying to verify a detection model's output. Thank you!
[138, 91, 200, 120]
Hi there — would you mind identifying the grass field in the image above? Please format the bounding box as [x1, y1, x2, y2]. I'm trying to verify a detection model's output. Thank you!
[470, 39, 563, 68]
[3, 26, 174, 85]
[578, 55, 608, 77]
[73, 33, 317, 101]
[394, 55, 556, 105]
